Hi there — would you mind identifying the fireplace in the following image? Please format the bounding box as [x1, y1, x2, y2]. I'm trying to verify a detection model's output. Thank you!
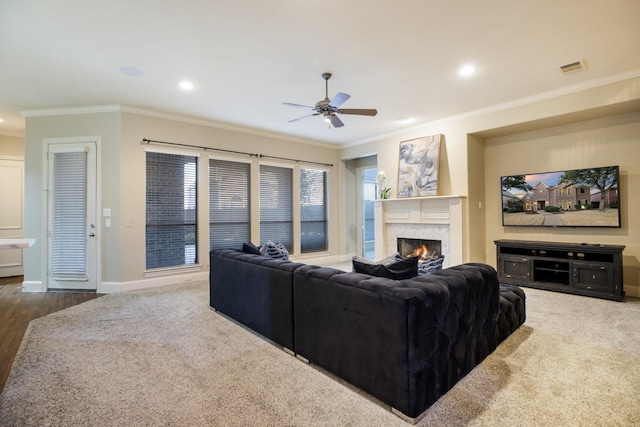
[374, 195, 463, 268]
[397, 238, 442, 260]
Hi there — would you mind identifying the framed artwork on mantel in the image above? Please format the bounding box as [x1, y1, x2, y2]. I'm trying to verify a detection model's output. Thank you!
[397, 134, 441, 197]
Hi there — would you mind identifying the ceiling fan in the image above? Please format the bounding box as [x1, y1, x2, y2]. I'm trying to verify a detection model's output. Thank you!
[283, 72, 378, 128]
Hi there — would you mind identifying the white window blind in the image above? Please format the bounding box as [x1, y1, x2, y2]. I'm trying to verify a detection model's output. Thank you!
[300, 168, 328, 253]
[259, 164, 293, 251]
[209, 158, 251, 250]
[146, 151, 198, 269]
[50, 151, 87, 278]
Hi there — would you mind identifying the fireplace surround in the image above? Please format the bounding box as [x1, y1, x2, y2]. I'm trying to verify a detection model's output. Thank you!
[374, 195, 464, 268]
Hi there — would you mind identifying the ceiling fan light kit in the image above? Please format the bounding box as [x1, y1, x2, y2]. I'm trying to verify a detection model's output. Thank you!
[283, 72, 378, 128]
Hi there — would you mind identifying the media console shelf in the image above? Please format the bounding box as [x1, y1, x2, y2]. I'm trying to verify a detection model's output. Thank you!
[495, 240, 625, 301]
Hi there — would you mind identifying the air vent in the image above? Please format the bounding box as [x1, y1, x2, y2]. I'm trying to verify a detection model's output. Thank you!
[560, 60, 585, 74]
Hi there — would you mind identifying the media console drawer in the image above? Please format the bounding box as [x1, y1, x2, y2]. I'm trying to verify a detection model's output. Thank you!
[499, 255, 531, 282]
[573, 262, 614, 293]
[495, 240, 624, 302]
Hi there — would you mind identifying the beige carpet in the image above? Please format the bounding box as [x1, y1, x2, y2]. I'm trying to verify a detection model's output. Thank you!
[0, 281, 638, 426]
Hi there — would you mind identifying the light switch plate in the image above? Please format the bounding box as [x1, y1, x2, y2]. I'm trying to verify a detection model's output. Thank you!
[103, 208, 111, 217]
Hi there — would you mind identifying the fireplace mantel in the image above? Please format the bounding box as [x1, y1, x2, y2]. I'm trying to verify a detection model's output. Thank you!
[374, 195, 465, 267]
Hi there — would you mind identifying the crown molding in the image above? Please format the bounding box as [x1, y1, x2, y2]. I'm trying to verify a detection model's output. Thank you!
[21, 105, 338, 150]
[21, 105, 122, 117]
[341, 68, 640, 149]
[119, 106, 339, 150]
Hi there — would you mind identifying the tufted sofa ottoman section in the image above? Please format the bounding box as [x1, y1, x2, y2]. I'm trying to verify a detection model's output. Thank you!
[293, 263, 503, 419]
[498, 284, 527, 342]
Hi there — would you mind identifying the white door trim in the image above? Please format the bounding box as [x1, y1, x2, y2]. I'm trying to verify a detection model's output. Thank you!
[41, 136, 101, 291]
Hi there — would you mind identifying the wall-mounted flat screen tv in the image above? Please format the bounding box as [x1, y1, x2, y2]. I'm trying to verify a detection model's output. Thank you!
[501, 165, 621, 228]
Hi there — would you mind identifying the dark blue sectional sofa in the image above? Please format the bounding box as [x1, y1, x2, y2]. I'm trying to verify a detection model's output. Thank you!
[209, 249, 525, 421]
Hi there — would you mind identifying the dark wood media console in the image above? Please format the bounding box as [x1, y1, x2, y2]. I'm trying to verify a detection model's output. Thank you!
[495, 240, 625, 301]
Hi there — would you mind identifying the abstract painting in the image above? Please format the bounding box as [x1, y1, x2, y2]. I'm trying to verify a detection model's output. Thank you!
[397, 134, 441, 197]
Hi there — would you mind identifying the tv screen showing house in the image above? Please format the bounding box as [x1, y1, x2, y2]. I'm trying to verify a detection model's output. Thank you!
[501, 166, 621, 228]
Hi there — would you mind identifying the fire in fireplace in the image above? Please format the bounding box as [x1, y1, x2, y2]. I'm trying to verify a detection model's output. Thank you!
[397, 238, 442, 260]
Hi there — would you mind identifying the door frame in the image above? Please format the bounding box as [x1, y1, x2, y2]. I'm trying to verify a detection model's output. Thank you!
[0, 156, 25, 277]
[41, 136, 101, 292]
[356, 165, 377, 259]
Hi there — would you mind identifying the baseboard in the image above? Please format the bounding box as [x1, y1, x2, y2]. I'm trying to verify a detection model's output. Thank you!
[99, 270, 209, 293]
[21, 280, 45, 292]
[625, 284, 639, 299]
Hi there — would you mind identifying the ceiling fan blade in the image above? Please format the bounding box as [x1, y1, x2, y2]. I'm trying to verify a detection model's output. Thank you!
[282, 102, 315, 109]
[288, 113, 320, 123]
[328, 92, 351, 108]
[338, 108, 378, 116]
[328, 114, 344, 128]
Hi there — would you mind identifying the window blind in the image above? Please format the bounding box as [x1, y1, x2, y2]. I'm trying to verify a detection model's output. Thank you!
[300, 168, 328, 253]
[146, 152, 198, 269]
[259, 164, 293, 251]
[50, 151, 87, 278]
[209, 158, 251, 250]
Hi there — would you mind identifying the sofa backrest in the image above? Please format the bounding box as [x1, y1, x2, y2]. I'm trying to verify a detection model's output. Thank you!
[209, 249, 304, 351]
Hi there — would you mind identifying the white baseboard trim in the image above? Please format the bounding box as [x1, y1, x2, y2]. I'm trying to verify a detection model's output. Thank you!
[22, 280, 45, 292]
[21, 272, 210, 294]
[99, 270, 210, 293]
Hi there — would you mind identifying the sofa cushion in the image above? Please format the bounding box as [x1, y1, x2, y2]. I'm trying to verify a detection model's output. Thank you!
[352, 255, 418, 280]
[259, 240, 289, 260]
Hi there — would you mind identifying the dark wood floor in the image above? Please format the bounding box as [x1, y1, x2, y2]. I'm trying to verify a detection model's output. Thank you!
[0, 276, 104, 393]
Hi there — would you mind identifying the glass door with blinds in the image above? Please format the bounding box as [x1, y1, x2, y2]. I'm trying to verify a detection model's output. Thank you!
[359, 167, 377, 259]
[47, 142, 97, 290]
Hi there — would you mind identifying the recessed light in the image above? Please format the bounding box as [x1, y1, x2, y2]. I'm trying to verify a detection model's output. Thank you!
[119, 66, 144, 77]
[0, 118, 4, 123]
[459, 64, 476, 76]
[179, 81, 194, 90]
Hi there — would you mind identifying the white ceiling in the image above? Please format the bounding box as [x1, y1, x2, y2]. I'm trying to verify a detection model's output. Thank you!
[1, 0, 639, 145]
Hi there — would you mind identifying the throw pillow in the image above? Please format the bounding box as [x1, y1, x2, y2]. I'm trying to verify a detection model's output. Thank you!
[418, 256, 445, 275]
[352, 255, 418, 280]
[259, 240, 290, 261]
[242, 242, 261, 255]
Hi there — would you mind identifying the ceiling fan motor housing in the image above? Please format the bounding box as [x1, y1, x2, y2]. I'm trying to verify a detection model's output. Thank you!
[315, 99, 332, 112]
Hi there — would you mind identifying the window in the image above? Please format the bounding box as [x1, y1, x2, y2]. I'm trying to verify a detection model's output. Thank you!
[259, 164, 293, 251]
[300, 168, 328, 253]
[209, 158, 251, 250]
[146, 151, 198, 269]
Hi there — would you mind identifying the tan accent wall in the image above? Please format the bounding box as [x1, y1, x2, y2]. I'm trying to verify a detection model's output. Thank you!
[484, 111, 640, 297]
[23, 109, 340, 289]
[0, 134, 24, 158]
[339, 76, 640, 297]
